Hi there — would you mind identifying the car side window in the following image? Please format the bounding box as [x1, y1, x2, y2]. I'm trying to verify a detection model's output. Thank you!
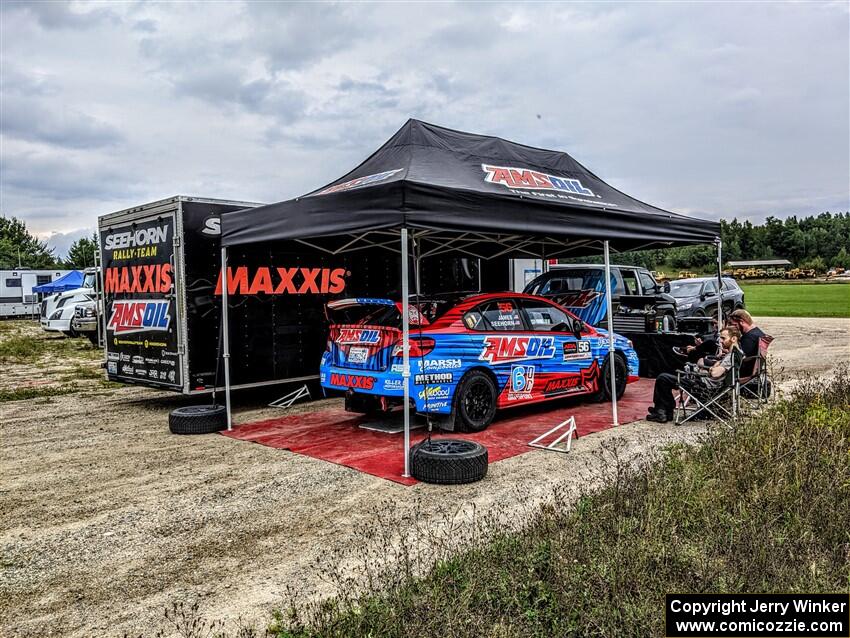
[621, 269, 639, 295]
[638, 271, 656, 293]
[463, 310, 485, 330]
[476, 300, 525, 331]
[704, 280, 717, 294]
[519, 299, 571, 331]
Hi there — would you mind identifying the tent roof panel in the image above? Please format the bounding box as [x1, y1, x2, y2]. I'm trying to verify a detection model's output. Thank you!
[222, 119, 720, 253]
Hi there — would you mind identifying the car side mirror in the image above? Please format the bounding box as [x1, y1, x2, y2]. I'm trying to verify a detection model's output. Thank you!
[663, 282, 671, 293]
[572, 319, 585, 337]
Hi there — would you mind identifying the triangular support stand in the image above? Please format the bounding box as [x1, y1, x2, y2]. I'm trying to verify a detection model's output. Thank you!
[269, 384, 311, 409]
[528, 416, 578, 453]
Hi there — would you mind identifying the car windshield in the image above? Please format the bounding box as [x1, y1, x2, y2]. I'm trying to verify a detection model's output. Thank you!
[83, 272, 97, 289]
[525, 269, 603, 295]
[669, 281, 703, 298]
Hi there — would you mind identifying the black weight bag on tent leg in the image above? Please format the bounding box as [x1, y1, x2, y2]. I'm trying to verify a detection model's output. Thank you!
[409, 438, 488, 484]
[169, 405, 227, 435]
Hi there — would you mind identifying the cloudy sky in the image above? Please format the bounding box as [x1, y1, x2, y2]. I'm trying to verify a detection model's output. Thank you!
[1, 1, 848, 258]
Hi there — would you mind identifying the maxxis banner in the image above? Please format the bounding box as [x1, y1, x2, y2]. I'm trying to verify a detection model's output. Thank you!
[100, 214, 182, 389]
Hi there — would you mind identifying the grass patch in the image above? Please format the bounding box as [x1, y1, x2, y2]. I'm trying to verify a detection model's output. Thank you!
[267, 369, 849, 638]
[0, 334, 49, 362]
[740, 282, 850, 317]
[0, 384, 78, 402]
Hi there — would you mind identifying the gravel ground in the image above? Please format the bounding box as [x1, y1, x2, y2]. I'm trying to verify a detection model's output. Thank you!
[1, 316, 847, 636]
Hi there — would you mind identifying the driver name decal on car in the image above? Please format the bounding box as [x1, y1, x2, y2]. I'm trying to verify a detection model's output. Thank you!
[479, 336, 555, 364]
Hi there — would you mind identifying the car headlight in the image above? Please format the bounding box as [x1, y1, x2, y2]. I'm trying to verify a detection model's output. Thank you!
[50, 310, 63, 320]
[678, 302, 693, 310]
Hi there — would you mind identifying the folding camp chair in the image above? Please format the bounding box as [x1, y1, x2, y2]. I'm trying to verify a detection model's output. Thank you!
[737, 335, 774, 412]
[674, 348, 743, 426]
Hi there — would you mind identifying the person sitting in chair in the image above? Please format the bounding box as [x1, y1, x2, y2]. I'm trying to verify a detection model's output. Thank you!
[673, 318, 720, 363]
[728, 308, 765, 378]
[647, 326, 741, 423]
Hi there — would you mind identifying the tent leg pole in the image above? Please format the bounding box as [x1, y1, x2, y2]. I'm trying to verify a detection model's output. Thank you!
[716, 238, 723, 330]
[401, 229, 411, 478]
[603, 241, 618, 426]
[220, 246, 233, 431]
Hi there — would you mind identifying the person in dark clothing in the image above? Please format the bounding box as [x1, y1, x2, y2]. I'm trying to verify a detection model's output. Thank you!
[729, 308, 765, 377]
[673, 319, 719, 363]
[647, 327, 741, 423]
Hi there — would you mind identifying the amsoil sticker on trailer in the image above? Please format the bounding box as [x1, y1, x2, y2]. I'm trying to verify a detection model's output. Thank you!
[101, 215, 182, 388]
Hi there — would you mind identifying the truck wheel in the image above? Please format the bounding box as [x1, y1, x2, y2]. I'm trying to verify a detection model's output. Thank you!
[63, 329, 79, 338]
[454, 370, 497, 432]
[590, 354, 627, 402]
[694, 308, 707, 317]
[169, 405, 227, 435]
[410, 438, 488, 484]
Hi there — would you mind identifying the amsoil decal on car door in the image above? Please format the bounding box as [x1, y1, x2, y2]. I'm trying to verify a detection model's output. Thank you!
[101, 215, 181, 388]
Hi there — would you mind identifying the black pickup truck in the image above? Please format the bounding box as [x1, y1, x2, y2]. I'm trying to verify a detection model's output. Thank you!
[523, 264, 678, 331]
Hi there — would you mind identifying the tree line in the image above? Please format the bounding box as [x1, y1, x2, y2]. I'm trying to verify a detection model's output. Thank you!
[568, 212, 850, 273]
[0, 217, 98, 270]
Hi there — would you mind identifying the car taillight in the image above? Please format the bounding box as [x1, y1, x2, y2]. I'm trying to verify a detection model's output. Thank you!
[392, 336, 435, 358]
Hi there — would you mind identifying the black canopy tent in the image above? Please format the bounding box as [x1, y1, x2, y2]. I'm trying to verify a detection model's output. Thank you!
[220, 120, 722, 475]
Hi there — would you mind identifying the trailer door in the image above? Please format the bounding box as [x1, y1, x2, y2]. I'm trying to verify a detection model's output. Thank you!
[100, 213, 184, 389]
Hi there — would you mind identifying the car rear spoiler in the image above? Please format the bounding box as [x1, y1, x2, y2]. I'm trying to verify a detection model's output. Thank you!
[326, 298, 396, 309]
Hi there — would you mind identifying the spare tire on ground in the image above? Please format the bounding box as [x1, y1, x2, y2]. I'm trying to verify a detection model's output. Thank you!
[410, 438, 488, 485]
[169, 405, 227, 435]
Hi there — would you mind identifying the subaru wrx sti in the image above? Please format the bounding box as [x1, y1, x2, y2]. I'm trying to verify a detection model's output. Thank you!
[319, 292, 640, 431]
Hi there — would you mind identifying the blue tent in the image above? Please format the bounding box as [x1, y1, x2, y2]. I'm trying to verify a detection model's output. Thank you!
[33, 270, 84, 294]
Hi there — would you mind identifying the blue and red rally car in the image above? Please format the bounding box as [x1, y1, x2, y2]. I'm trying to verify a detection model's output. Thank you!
[320, 292, 640, 431]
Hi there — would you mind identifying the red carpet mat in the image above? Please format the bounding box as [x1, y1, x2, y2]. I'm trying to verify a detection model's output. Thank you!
[222, 379, 654, 485]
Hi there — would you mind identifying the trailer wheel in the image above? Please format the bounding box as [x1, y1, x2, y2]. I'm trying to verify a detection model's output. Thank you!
[410, 438, 488, 485]
[169, 405, 227, 435]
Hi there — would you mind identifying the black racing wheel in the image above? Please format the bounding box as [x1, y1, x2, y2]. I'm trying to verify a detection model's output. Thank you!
[590, 353, 627, 402]
[453, 370, 497, 433]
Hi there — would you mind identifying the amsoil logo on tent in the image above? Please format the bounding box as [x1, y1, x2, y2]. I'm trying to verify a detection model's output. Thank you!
[313, 168, 404, 196]
[479, 336, 555, 364]
[336, 329, 381, 345]
[482, 165, 594, 197]
[108, 300, 171, 334]
[214, 267, 348, 295]
[329, 373, 375, 390]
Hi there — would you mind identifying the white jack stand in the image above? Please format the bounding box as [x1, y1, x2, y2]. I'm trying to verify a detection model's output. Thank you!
[528, 416, 578, 453]
[269, 384, 311, 409]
